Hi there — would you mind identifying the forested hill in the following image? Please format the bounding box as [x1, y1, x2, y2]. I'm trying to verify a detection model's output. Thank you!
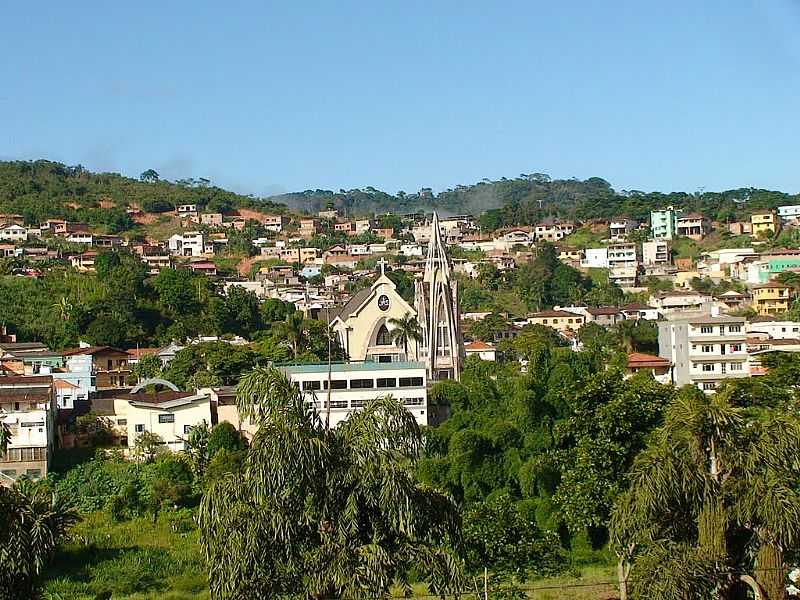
[0, 160, 286, 229]
[272, 174, 800, 228]
[3, 160, 799, 231]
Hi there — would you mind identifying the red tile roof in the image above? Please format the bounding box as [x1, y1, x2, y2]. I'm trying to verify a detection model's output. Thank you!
[627, 352, 671, 369]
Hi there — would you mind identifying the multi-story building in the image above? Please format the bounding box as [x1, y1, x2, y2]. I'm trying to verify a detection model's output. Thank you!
[751, 210, 778, 238]
[658, 315, 749, 394]
[751, 282, 792, 315]
[279, 361, 428, 428]
[263, 215, 289, 232]
[62, 345, 131, 389]
[609, 218, 638, 241]
[534, 218, 575, 242]
[746, 317, 800, 340]
[650, 207, 683, 240]
[580, 247, 609, 269]
[625, 352, 672, 385]
[200, 212, 224, 227]
[649, 290, 713, 314]
[0, 376, 56, 485]
[168, 232, 205, 257]
[177, 204, 201, 218]
[299, 218, 322, 238]
[676, 213, 710, 240]
[642, 240, 670, 265]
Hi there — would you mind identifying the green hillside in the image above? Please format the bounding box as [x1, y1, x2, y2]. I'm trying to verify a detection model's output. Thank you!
[0, 160, 286, 232]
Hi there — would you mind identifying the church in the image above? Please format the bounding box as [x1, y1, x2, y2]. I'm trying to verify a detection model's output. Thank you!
[329, 212, 464, 381]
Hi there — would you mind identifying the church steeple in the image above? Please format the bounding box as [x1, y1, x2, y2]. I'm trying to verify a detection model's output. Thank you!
[414, 212, 464, 381]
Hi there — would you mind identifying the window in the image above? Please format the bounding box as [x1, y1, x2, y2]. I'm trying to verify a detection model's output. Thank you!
[324, 380, 347, 390]
[702, 364, 714, 372]
[1, 470, 17, 478]
[158, 414, 175, 424]
[302, 381, 321, 391]
[328, 400, 348, 409]
[117, 419, 127, 426]
[730, 363, 743, 371]
[4, 447, 46, 462]
[377, 377, 396, 388]
[350, 399, 369, 408]
[700, 326, 713, 334]
[403, 397, 424, 406]
[26, 469, 41, 480]
[702, 382, 717, 391]
[399, 377, 424, 387]
[728, 325, 741, 333]
[135, 424, 145, 433]
[730, 344, 742, 352]
[184, 425, 192, 434]
[376, 325, 392, 346]
[702, 345, 714, 353]
[350, 379, 374, 389]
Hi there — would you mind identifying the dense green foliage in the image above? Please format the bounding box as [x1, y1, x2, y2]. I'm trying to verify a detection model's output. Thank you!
[0, 160, 284, 227]
[200, 367, 464, 599]
[270, 172, 800, 228]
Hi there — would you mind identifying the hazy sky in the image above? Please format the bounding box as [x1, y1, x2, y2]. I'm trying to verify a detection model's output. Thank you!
[3, 1, 800, 197]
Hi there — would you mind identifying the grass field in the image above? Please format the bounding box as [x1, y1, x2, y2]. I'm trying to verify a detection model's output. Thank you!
[43, 511, 617, 599]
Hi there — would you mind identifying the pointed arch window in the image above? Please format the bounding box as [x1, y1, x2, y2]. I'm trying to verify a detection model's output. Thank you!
[376, 325, 392, 346]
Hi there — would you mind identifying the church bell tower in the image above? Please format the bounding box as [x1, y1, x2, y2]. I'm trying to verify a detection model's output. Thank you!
[414, 212, 464, 381]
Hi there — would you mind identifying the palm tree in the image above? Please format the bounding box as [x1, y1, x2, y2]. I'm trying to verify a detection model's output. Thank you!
[277, 312, 307, 359]
[610, 386, 800, 600]
[199, 367, 464, 599]
[388, 312, 423, 359]
[0, 422, 8, 456]
[0, 479, 79, 598]
[52, 296, 73, 322]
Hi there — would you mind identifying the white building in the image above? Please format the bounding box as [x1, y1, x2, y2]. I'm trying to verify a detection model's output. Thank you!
[746, 319, 800, 340]
[609, 218, 638, 241]
[464, 340, 497, 361]
[120, 383, 212, 453]
[658, 315, 749, 394]
[0, 376, 56, 485]
[0, 224, 28, 241]
[642, 240, 670, 265]
[400, 243, 424, 257]
[279, 361, 428, 428]
[168, 232, 205, 257]
[581, 248, 609, 269]
[778, 205, 800, 222]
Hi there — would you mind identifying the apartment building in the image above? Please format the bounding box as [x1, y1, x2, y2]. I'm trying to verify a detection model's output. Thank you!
[751, 210, 778, 238]
[650, 207, 683, 240]
[751, 282, 792, 315]
[62, 345, 131, 389]
[609, 218, 638, 241]
[658, 315, 749, 393]
[642, 240, 670, 265]
[0, 376, 56, 485]
[279, 361, 428, 428]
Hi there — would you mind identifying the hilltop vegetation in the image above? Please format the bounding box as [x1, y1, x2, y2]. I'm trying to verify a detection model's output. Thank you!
[272, 172, 800, 227]
[0, 160, 285, 230]
[4, 160, 799, 230]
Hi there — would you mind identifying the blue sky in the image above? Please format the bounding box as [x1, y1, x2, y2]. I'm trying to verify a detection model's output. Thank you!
[2, 1, 800, 196]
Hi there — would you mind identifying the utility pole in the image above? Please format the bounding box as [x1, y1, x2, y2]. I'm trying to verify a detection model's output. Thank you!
[325, 302, 332, 430]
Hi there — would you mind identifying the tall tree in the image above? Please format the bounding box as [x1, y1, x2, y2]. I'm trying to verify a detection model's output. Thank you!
[388, 312, 423, 358]
[199, 367, 464, 599]
[610, 387, 800, 600]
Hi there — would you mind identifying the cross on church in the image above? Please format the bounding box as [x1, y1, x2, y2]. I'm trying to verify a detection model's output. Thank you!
[377, 257, 388, 276]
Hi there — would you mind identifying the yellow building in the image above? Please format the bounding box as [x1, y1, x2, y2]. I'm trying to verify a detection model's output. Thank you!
[750, 210, 778, 239]
[528, 310, 586, 332]
[752, 282, 793, 315]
